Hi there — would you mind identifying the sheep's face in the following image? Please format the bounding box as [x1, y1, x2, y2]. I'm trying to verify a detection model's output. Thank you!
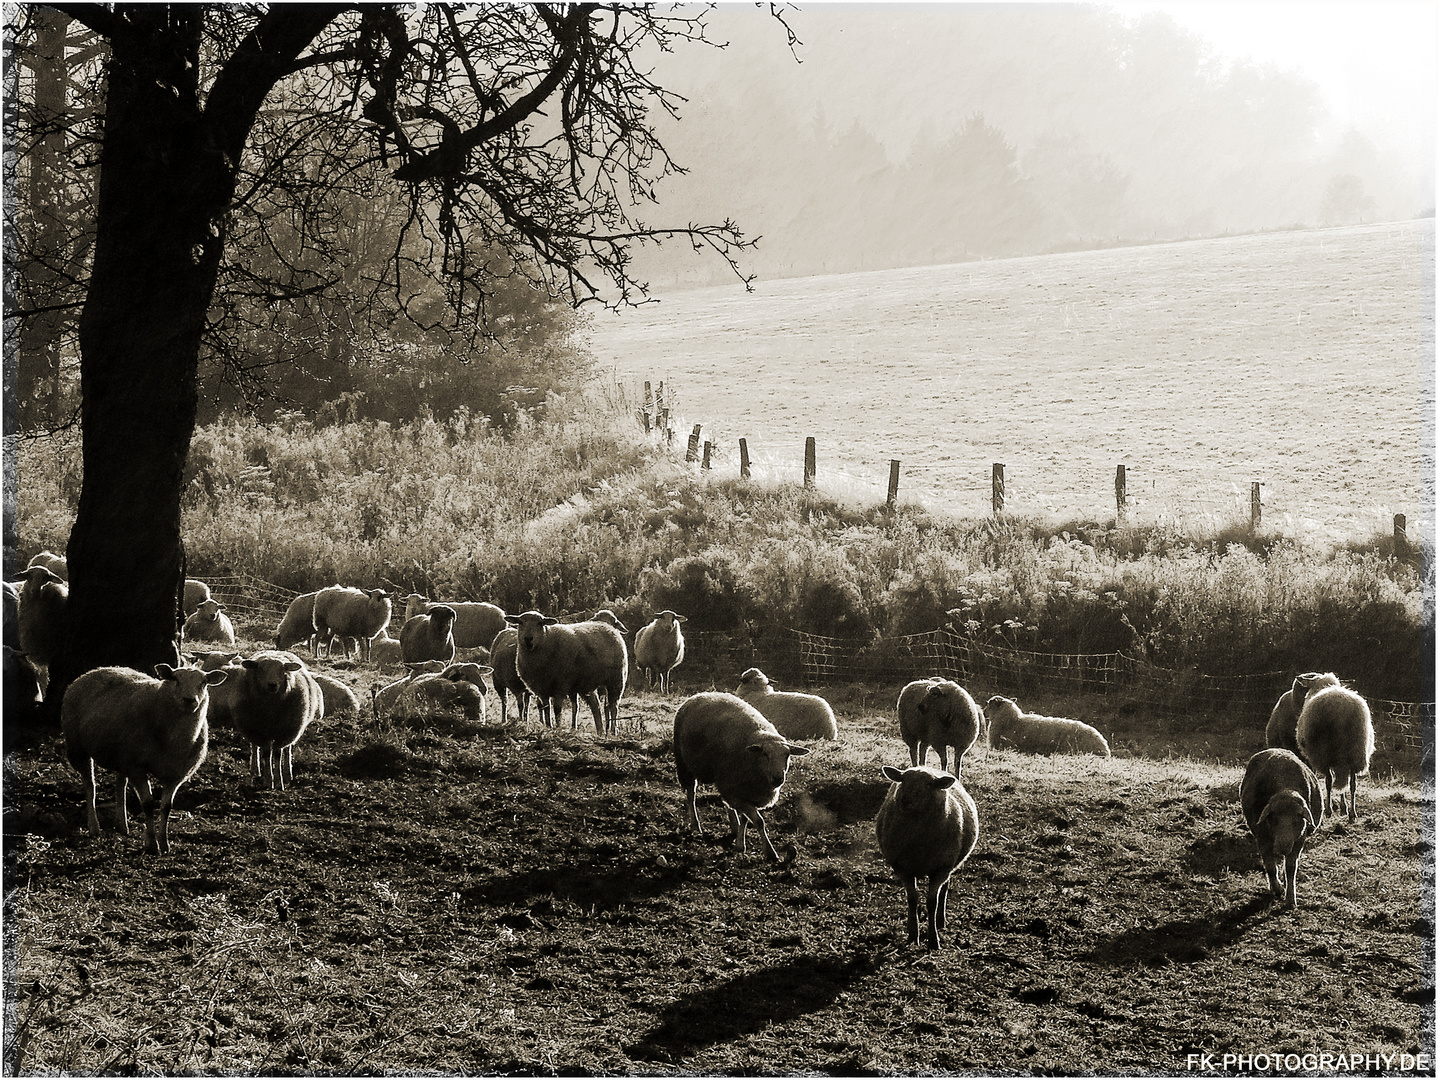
[655, 610, 687, 629]
[922, 681, 962, 723]
[16, 565, 63, 592]
[404, 594, 429, 621]
[507, 611, 556, 651]
[243, 657, 304, 696]
[157, 664, 227, 716]
[197, 599, 222, 621]
[1256, 790, 1316, 855]
[429, 606, 457, 630]
[746, 738, 810, 797]
[592, 610, 628, 633]
[443, 663, 493, 692]
[881, 764, 959, 816]
[985, 696, 1020, 723]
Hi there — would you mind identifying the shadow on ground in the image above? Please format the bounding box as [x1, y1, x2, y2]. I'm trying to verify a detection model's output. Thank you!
[1082, 894, 1272, 966]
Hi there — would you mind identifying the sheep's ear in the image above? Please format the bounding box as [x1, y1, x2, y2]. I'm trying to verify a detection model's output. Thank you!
[675, 613, 687, 623]
[242, 659, 260, 671]
[784, 743, 811, 757]
[504, 614, 520, 625]
[283, 662, 303, 673]
[205, 669, 228, 686]
[542, 616, 558, 626]
[155, 664, 177, 680]
[933, 774, 958, 790]
[881, 764, 906, 782]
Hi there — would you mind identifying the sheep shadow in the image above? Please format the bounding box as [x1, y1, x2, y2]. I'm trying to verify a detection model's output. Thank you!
[460, 853, 699, 912]
[626, 951, 878, 1063]
[1082, 894, 1272, 967]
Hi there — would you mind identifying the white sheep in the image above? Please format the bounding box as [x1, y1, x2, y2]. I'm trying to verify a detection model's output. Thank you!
[310, 670, 360, 718]
[1296, 685, 1375, 822]
[183, 598, 236, 645]
[1239, 748, 1325, 908]
[60, 663, 226, 854]
[673, 691, 811, 861]
[488, 627, 531, 724]
[508, 610, 628, 734]
[14, 564, 68, 694]
[1265, 672, 1341, 756]
[735, 668, 837, 741]
[635, 610, 687, 693]
[313, 585, 391, 661]
[897, 678, 984, 778]
[875, 764, 980, 950]
[400, 604, 458, 666]
[182, 578, 211, 617]
[395, 663, 492, 724]
[985, 696, 1111, 758]
[27, 550, 67, 580]
[273, 590, 320, 653]
[188, 650, 242, 672]
[227, 650, 324, 789]
[368, 629, 405, 668]
[403, 594, 508, 651]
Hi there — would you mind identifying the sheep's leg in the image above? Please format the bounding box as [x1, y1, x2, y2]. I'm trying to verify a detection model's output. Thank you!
[1261, 850, 1282, 898]
[583, 691, 604, 733]
[1324, 773, 1335, 817]
[80, 760, 101, 836]
[682, 778, 703, 835]
[1347, 773, 1357, 823]
[271, 746, 286, 792]
[937, 746, 949, 774]
[901, 875, 921, 946]
[726, 804, 747, 852]
[112, 774, 131, 835]
[1284, 848, 1301, 909]
[909, 743, 922, 767]
[281, 745, 294, 786]
[935, 879, 950, 932]
[925, 877, 945, 950]
[749, 808, 784, 862]
[249, 744, 262, 779]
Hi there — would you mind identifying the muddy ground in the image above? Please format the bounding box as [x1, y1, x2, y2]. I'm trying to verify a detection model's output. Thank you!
[3, 656, 1433, 1075]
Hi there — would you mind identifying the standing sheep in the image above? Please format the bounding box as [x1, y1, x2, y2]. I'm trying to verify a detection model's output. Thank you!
[227, 651, 324, 789]
[182, 578, 212, 617]
[1240, 748, 1325, 908]
[61, 663, 226, 854]
[1266, 672, 1341, 756]
[489, 627, 531, 724]
[14, 564, 68, 694]
[273, 590, 321, 653]
[404, 594, 508, 651]
[735, 668, 837, 741]
[897, 678, 984, 778]
[508, 610, 628, 735]
[875, 764, 980, 950]
[1296, 685, 1375, 822]
[985, 696, 1111, 758]
[313, 585, 391, 661]
[673, 692, 811, 861]
[184, 598, 236, 645]
[635, 610, 687, 693]
[400, 604, 458, 666]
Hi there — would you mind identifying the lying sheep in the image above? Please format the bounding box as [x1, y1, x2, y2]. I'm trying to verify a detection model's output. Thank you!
[273, 590, 321, 653]
[313, 585, 391, 661]
[1297, 686, 1375, 822]
[489, 627, 531, 724]
[4, 645, 44, 729]
[673, 692, 811, 861]
[188, 650, 242, 672]
[1240, 748, 1325, 908]
[735, 668, 837, 741]
[985, 696, 1111, 758]
[374, 662, 491, 723]
[1266, 672, 1341, 755]
[310, 671, 360, 718]
[184, 598, 236, 645]
[183, 578, 211, 617]
[27, 550, 67, 580]
[61, 663, 226, 854]
[403, 594, 508, 651]
[635, 610, 687, 693]
[897, 678, 984, 778]
[14, 564, 68, 693]
[400, 604, 458, 666]
[876, 764, 980, 949]
[368, 630, 405, 668]
[227, 650, 324, 789]
[508, 610, 628, 734]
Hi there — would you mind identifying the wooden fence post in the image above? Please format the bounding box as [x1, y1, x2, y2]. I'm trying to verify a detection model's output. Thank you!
[804, 438, 816, 487]
[887, 460, 901, 509]
[640, 410, 651, 433]
[1250, 482, 1261, 529]
[739, 439, 751, 479]
[686, 428, 700, 463]
[656, 380, 665, 411]
[644, 380, 652, 411]
[702, 441, 712, 470]
[1115, 464, 1127, 519]
[1394, 513, 1408, 559]
[992, 463, 1005, 514]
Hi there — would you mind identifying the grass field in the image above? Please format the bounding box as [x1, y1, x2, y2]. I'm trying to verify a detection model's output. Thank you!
[4, 628, 1432, 1075]
[586, 221, 1434, 542]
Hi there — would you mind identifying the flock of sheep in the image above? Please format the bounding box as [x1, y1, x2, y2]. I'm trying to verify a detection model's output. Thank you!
[6, 554, 1379, 947]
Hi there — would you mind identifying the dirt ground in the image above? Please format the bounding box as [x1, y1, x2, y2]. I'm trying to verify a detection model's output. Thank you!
[3, 657, 1433, 1075]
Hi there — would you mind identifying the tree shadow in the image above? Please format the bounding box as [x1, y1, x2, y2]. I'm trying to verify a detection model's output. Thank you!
[627, 951, 880, 1063]
[1082, 894, 1273, 966]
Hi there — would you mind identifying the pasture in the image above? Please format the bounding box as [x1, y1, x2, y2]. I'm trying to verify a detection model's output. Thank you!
[586, 220, 1433, 541]
[3, 634, 1431, 1074]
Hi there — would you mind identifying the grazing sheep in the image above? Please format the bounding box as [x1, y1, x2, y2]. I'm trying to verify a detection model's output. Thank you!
[183, 598, 236, 645]
[400, 604, 458, 666]
[635, 610, 687, 693]
[673, 692, 811, 861]
[313, 585, 392, 661]
[273, 590, 321, 653]
[489, 627, 531, 724]
[1296, 686, 1375, 822]
[985, 696, 1111, 758]
[27, 550, 67, 580]
[507, 610, 628, 735]
[227, 651, 324, 789]
[897, 678, 984, 778]
[368, 629, 405, 668]
[4, 645, 44, 728]
[735, 668, 837, 741]
[876, 764, 980, 949]
[60, 663, 226, 854]
[1266, 672, 1342, 755]
[1240, 748, 1325, 908]
[182, 578, 211, 617]
[403, 594, 508, 651]
[14, 564, 68, 693]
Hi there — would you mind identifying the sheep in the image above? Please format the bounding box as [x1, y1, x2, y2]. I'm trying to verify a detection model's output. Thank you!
[188, 650, 242, 672]
[400, 604, 458, 666]
[4, 580, 20, 644]
[368, 629, 405, 668]
[1296, 685, 1375, 822]
[403, 593, 508, 651]
[985, 696, 1111, 757]
[489, 626, 531, 725]
[183, 598, 236, 645]
[1266, 672, 1342, 756]
[507, 610, 628, 735]
[310, 671, 360, 718]
[1239, 748, 1325, 908]
[27, 550, 67, 580]
[635, 610, 687, 693]
[590, 609, 629, 633]
[227, 650, 324, 789]
[182, 578, 211, 617]
[313, 585, 391, 661]
[672, 691, 811, 861]
[875, 764, 980, 949]
[373, 662, 491, 724]
[4, 645, 44, 728]
[60, 663, 226, 854]
[14, 564, 68, 693]
[273, 590, 321, 653]
[897, 678, 984, 778]
[734, 668, 837, 741]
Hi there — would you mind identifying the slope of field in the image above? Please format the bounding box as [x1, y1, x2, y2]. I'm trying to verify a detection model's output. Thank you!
[586, 221, 1434, 540]
[4, 647, 1432, 1074]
